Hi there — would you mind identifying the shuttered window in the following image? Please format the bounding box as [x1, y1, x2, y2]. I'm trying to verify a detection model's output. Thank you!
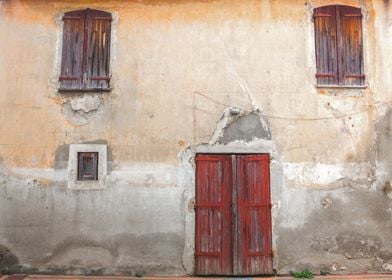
[60, 9, 112, 90]
[314, 5, 364, 86]
[77, 152, 98, 181]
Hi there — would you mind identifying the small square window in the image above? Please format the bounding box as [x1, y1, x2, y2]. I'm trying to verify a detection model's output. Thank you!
[77, 152, 98, 181]
[68, 144, 106, 189]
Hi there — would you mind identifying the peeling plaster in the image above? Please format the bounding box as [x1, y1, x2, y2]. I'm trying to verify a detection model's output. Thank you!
[283, 162, 374, 189]
[69, 94, 102, 113]
[62, 95, 105, 126]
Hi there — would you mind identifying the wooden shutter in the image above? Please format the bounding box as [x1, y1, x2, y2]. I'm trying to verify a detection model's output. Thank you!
[236, 154, 272, 275]
[314, 6, 339, 85]
[195, 155, 233, 275]
[85, 9, 112, 89]
[60, 10, 85, 89]
[338, 6, 364, 86]
[77, 152, 98, 181]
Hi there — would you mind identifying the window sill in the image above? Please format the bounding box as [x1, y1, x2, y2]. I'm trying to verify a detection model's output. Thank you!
[58, 88, 112, 93]
[316, 85, 368, 89]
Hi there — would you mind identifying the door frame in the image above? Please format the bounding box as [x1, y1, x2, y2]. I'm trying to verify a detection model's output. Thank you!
[180, 142, 283, 275]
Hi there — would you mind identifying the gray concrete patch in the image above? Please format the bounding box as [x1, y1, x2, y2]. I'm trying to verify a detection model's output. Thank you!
[218, 113, 271, 144]
[275, 190, 392, 274]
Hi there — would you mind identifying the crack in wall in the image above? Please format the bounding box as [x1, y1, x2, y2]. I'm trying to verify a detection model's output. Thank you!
[219, 35, 260, 112]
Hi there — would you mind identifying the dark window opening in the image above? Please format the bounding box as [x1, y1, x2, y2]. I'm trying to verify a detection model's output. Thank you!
[77, 152, 99, 181]
[60, 9, 112, 91]
[314, 5, 364, 86]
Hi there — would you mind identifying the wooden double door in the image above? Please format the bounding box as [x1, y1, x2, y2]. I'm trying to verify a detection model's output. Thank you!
[195, 154, 272, 276]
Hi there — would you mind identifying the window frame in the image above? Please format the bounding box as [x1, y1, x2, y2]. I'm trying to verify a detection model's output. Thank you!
[59, 8, 112, 92]
[313, 5, 365, 87]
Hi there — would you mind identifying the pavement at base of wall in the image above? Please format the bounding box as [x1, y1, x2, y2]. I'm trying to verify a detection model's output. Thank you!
[2, 274, 392, 280]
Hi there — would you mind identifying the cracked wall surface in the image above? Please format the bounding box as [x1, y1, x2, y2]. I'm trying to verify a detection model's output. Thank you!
[1, 0, 392, 276]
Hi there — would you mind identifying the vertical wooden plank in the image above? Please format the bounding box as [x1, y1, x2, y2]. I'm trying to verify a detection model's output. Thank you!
[86, 9, 112, 89]
[337, 5, 364, 86]
[314, 6, 339, 85]
[231, 155, 239, 275]
[236, 154, 272, 275]
[195, 155, 233, 275]
[60, 10, 85, 89]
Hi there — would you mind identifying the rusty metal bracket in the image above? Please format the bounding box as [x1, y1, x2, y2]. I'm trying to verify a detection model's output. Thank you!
[90, 77, 111, 81]
[346, 74, 365, 78]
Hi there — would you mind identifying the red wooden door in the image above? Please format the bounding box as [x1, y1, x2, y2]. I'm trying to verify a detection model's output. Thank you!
[195, 155, 233, 275]
[195, 154, 272, 276]
[236, 155, 273, 275]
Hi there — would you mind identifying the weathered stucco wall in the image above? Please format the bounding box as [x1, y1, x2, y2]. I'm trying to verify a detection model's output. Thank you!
[1, 0, 392, 276]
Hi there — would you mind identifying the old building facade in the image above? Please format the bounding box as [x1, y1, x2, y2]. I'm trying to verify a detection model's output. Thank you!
[1, 0, 392, 276]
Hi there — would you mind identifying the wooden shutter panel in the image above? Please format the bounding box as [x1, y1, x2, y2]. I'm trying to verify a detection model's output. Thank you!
[314, 6, 339, 85]
[77, 152, 98, 181]
[60, 10, 85, 89]
[236, 155, 272, 275]
[195, 155, 233, 275]
[86, 9, 112, 89]
[338, 6, 364, 86]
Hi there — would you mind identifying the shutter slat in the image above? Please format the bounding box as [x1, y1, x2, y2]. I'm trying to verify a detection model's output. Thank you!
[60, 10, 85, 89]
[314, 6, 339, 85]
[59, 76, 78, 80]
[338, 5, 364, 86]
[315, 73, 336, 77]
[63, 16, 82, 20]
[343, 13, 362, 17]
[93, 17, 113, 20]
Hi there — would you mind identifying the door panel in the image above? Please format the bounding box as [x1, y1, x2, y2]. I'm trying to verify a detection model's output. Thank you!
[195, 155, 233, 275]
[236, 155, 273, 275]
